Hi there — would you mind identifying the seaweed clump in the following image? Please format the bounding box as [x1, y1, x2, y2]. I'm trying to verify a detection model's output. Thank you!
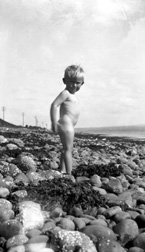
[14, 178, 107, 212]
[72, 162, 123, 178]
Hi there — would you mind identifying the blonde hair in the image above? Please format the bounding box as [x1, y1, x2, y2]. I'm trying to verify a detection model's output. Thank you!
[64, 65, 84, 79]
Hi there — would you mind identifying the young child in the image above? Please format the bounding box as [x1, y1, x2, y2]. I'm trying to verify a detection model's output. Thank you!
[50, 65, 84, 176]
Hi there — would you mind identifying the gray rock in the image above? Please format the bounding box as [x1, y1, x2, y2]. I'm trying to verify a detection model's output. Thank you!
[113, 211, 131, 223]
[11, 190, 28, 199]
[17, 155, 37, 172]
[0, 209, 14, 222]
[17, 201, 44, 232]
[0, 198, 12, 210]
[14, 173, 30, 185]
[9, 138, 24, 148]
[80, 224, 117, 242]
[105, 177, 123, 194]
[90, 219, 107, 226]
[25, 235, 48, 252]
[0, 135, 8, 143]
[48, 229, 97, 252]
[103, 206, 122, 218]
[73, 218, 86, 230]
[96, 239, 126, 252]
[6, 235, 28, 249]
[26, 229, 42, 238]
[133, 232, 145, 249]
[90, 174, 102, 187]
[7, 144, 18, 150]
[0, 188, 10, 197]
[113, 219, 139, 245]
[0, 219, 23, 239]
[118, 191, 135, 207]
[42, 221, 56, 234]
[7, 245, 25, 252]
[57, 217, 75, 231]
[135, 214, 145, 228]
[128, 247, 144, 252]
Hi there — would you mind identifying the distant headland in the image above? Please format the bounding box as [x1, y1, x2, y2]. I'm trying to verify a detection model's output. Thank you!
[0, 118, 20, 128]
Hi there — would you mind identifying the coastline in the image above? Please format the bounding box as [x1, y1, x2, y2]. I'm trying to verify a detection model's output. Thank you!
[0, 126, 145, 144]
[75, 131, 145, 144]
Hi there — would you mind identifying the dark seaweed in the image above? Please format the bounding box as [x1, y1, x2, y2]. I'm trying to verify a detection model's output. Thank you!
[10, 178, 107, 212]
[72, 162, 123, 178]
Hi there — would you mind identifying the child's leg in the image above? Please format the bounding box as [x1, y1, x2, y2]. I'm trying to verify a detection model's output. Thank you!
[60, 151, 66, 173]
[59, 128, 74, 175]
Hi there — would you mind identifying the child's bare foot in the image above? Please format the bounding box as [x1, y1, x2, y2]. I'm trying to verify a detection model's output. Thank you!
[60, 171, 66, 174]
[61, 173, 75, 183]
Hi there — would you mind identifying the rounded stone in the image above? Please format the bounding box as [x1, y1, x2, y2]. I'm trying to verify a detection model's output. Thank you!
[80, 224, 117, 241]
[0, 209, 14, 222]
[17, 201, 44, 232]
[69, 206, 83, 217]
[25, 235, 48, 252]
[73, 217, 86, 230]
[97, 239, 126, 252]
[14, 173, 29, 185]
[128, 247, 144, 252]
[17, 155, 37, 172]
[113, 211, 131, 223]
[8, 164, 22, 177]
[90, 219, 107, 226]
[6, 235, 28, 249]
[0, 188, 10, 198]
[57, 218, 75, 231]
[42, 222, 56, 234]
[7, 245, 25, 252]
[0, 199, 12, 210]
[135, 214, 145, 228]
[0, 220, 23, 239]
[48, 229, 97, 252]
[0, 135, 7, 143]
[26, 229, 42, 238]
[133, 232, 145, 249]
[7, 144, 18, 150]
[50, 207, 64, 218]
[11, 190, 28, 199]
[113, 219, 139, 245]
[90, 174, 102, 187]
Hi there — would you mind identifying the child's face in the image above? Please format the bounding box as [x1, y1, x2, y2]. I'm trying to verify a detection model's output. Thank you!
[63, 75, 84, 94]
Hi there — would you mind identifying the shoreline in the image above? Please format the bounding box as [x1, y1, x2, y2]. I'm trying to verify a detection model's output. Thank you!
[75, 131, 145, 144]
[0, 126, 145, 144]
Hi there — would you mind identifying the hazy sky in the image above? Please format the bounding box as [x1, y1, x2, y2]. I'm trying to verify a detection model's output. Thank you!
[0, 0, 145, 128]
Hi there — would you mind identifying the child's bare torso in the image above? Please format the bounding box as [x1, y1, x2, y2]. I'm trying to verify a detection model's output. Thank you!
[59, 93, 80, 127]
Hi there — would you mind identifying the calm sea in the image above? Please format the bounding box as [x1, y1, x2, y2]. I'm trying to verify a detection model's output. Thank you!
[76, 125, 145, 140]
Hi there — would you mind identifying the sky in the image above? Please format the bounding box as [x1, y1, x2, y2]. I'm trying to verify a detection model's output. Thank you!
[0, 0, 145, 128]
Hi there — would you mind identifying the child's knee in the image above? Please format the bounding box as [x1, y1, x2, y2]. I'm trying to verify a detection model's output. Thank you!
[63, 146, 72, 152]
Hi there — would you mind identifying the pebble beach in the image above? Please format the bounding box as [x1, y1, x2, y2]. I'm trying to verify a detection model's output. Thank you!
[1, 127, 145, 252]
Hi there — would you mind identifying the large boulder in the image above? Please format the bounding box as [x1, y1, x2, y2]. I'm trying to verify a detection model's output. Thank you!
[48, 229, 97, 252]
[16, 201, 45, 232]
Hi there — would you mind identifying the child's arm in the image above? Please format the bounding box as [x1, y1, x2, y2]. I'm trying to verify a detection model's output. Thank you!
[50, 90, 69, 133]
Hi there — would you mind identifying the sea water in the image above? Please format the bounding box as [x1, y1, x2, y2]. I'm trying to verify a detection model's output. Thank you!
[76, 125, 145, 139]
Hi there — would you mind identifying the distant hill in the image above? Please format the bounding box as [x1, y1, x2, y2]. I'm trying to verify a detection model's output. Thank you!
[0, 118, 20, 128]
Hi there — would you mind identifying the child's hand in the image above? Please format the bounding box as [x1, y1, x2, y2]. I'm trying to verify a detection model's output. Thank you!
[51, 122, 58, 134]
